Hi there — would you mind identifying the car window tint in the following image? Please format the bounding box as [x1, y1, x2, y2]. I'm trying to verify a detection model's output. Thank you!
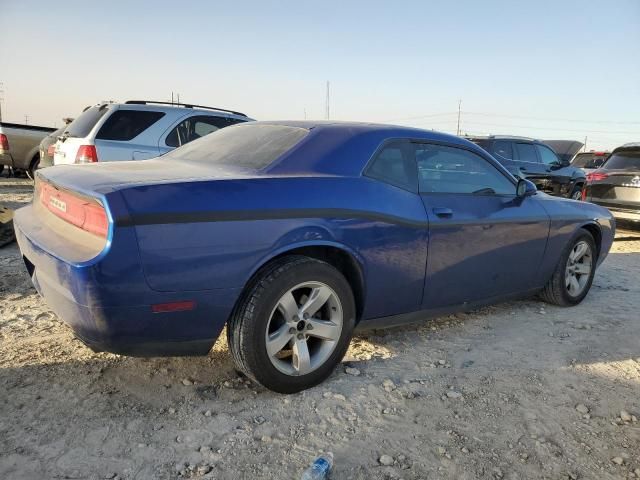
[536, 144, 560, 166]
[604, 151, 640, 170]
[416, 144, 515, 195]
[96, 110, 165, 141]
[493, 141, 513, 160]
[515, 143, 539, 163]
[64, 105, 108, 138]
[166, 115, 229, 147]
[162, 123, 308, 170]
[365, 141, 417, 192]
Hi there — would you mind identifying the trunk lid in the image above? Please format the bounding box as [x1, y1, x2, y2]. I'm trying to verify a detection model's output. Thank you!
[588, 169, 640, 209]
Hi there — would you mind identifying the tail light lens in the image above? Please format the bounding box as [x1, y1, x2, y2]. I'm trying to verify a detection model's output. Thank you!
[581, 187, 587, 201]
[47, 145, 56, 157]
[38, 180, 108, 238]
[0, 133, 9, 151]
[586, 172, 609, 182]
[75, 145, 98, 164]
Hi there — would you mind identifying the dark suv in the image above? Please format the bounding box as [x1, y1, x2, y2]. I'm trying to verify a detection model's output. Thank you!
[467, 136, 586, 199]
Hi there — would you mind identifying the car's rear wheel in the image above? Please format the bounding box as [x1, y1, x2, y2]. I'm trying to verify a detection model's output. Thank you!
[227, 256, 356, 393]
[27, 155, 40, 181]
[540, 229, 596, 306]
[570, 185, 583, 200]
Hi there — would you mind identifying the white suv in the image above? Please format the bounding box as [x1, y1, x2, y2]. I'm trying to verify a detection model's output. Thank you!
[53, 100, 252, 165]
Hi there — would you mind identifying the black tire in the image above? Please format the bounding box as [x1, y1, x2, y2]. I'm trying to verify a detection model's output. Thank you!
[227, 255, 356, 393]
[569, 184, 583, 200]
[27, 155, 40, 181]
[540, 229, 597, 306]
[0, 164, 4, 176]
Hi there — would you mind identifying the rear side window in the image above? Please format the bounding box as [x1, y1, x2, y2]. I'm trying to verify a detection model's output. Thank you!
[96, 110, 165, 141]
[365, 141, 417, 192]
[165, 115, 230, 147]
[493, 141, 513, 160]
[416, 144, 515, 195]
[536, 144, 560, 166]
[515, 143, 539, 163]
[64, 105, 108, 138]
[162, 123, 308, 170]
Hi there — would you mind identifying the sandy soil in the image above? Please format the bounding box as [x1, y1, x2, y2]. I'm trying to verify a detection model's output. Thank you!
[1, 177, 638, 480]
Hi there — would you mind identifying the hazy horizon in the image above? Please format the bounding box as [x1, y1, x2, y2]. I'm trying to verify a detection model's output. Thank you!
[1, 0, 638, 150]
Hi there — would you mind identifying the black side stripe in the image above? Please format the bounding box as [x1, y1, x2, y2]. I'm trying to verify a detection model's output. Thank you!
[115, 208, 429, 228]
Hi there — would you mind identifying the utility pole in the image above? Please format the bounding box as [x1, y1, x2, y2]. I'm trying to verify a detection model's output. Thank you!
[24, 114, 29, 125]
[303, 108, 307, 120]
[583, 136, 587, 152]
[171, 92, 174, 104]
[325, 81, 330, 120]
[456, 99, 462, 136]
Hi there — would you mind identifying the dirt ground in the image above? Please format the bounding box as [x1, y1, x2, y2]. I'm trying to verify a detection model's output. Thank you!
[0, 177, 638, 480]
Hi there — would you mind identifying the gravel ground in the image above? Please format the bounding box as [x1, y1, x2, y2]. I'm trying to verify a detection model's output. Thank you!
[1, 177, 639, 480]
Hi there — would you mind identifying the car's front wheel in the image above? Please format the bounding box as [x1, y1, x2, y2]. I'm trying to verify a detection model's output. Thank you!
[541, 229, 596, 306]
[227, 256, 356, 393]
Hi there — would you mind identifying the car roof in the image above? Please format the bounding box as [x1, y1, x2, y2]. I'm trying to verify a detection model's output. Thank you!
[95, 100, 251, 120]
[465, 135, 538, 142]
[252, 121, 502, 177]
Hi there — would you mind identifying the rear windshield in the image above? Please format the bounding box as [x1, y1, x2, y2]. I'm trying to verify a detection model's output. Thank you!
[162, 123, 309, 170]
[604, 151, 640, 170]
[572, 153, 607, 169]
[64, 105, 108, 138]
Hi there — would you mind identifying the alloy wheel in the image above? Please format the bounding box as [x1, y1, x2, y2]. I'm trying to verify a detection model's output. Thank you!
[565, 240, 593, 297]
[265, 281, 343, 376]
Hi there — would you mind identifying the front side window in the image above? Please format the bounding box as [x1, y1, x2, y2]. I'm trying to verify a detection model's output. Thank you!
[416, 144, 515, 195]
[536, 144, 560, 166]
[515, 143, 539, 163]
[96, 110, 165, 141]
[166, 115, 230, 147]
[365, 140, 417, 192]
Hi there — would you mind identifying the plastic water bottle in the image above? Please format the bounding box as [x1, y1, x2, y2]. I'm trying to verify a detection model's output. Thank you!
[301, 452, 334, 480]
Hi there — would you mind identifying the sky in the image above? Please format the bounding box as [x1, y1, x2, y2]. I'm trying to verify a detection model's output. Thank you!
[1, 0, 639, 150]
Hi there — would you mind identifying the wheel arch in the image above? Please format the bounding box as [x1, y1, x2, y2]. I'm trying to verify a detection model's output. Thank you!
[578, 221, 602, 259]
[241, 241, 366, 323]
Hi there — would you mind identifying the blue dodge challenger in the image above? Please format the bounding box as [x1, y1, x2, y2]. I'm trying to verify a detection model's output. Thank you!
[14, 121, 615, 393]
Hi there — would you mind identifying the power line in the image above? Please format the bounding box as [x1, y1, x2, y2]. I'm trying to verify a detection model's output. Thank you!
[461, 111, 640, 126]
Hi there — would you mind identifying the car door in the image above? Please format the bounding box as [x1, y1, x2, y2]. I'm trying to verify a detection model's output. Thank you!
[513, 142, 552, 193]
[535, 143, 572, 196]
[416, 142, 549, 309]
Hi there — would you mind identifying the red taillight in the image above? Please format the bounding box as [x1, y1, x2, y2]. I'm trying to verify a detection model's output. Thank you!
[586, 172, 609, 182]
[38, 181, 108, 238]
[581, 187, 587, 201]
[47, 145, 56, 157]
[75, 145, 98, 164]
[0, 134, 9, 151]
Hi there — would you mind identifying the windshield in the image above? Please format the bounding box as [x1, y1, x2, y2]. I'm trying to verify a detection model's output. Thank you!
[64, 105, 108, 138]
[572, 153, 607, 169]
[162, 123, 309, 170]
[604, 151, 640, 170]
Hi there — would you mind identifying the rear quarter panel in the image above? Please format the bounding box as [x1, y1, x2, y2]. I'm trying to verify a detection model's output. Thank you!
[121, 176, 430, 320]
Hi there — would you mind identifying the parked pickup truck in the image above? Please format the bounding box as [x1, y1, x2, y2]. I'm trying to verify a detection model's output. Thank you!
[0, 122, 56, 177]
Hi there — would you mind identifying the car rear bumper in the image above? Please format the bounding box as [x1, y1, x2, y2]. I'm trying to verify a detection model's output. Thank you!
[608, 207, 640, 222]
[14, 213, 241, 356]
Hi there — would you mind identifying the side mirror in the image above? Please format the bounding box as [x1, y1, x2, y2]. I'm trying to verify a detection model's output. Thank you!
[517, 179, 537, 198]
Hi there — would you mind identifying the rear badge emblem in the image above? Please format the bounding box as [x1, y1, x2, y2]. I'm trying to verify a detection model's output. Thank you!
[623, 176, 640, 188]
[49, 196, 67, 213]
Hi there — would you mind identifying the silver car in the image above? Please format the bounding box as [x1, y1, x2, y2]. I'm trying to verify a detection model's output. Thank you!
[54, 100, 252, 165]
